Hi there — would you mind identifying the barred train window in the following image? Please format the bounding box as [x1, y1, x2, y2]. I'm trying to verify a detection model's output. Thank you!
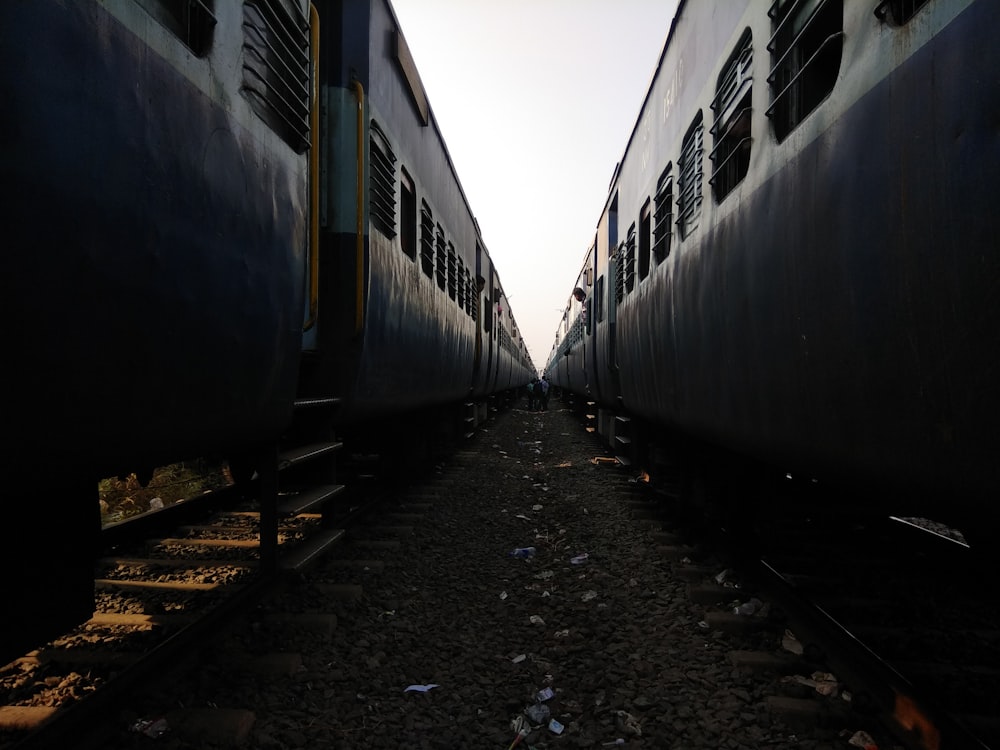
[614, 243, 625, 305]
[653, 165, 673, 262]
[624, 223, 636, 293]
[595, 276, 605, 323]
[711, 30, 752, 201]
[400, 168, 416, 260]
[767, 0, 843, 142]
[457, 257, 466, 309]
[677, 112, 704, 239]
[875, 0, 931, 25]
[419, 202, 434, 277]
[369, 121, 397, 238]
[638, 200, 651, 281]
[447, 242, 457, 300]
[435, 226, 447, 291]
[242, 0, 311, 151]
[137, 0, 217, 57]
[465, 270, 474, 317]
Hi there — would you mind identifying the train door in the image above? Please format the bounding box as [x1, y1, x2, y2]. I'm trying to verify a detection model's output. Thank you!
[606, 195, 620, 378]
[600, 194, 623, 408]
[474, 241, 485, 377]
[484, 265, 497, 391]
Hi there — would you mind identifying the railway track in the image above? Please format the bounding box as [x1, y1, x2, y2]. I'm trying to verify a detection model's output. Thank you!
[0, 397, 383, 749]
[631, 469, 1000, 750]
[751, 509, 1000, 750]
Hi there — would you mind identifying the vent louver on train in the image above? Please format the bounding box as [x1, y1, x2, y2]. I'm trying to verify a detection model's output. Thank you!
[242, 0, 311, 152]
[370, 121, 398, 238]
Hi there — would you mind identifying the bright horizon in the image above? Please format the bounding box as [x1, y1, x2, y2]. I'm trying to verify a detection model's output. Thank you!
[389, 0, 679, 373]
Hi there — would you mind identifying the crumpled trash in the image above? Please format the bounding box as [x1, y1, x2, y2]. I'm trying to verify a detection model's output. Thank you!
[732, 597, 764, 616]
[548, 718, 565, 734]
[536, 687, 555, 702]
[404, 684, 439, 693]
[508, 716, 530, 748]
[785, 671, 839, 697]
[529, 615, 545, 626]
[615, 710, 643, 736]
[512, 654, 527, 664]
[510, 546, 536, 559]
[847, 729, 878, 749]
[524, 702, 551, 724]
[781, 629, 803, 655]
[581, 590, 598, 602]
[148, 497, 164, 511]
[130, 717, 169, 738]
[570, 553, 589, 565]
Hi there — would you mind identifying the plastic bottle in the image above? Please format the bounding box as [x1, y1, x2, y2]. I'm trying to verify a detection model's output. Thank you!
[510, 546, 536, 559]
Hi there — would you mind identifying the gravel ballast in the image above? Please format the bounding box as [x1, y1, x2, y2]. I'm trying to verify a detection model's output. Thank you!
[105, 404, 863, 749]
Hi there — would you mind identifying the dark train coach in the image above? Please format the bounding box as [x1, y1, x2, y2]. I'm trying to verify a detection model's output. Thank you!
[1, 0, 532, 663]
[547, 0, 1000, 543]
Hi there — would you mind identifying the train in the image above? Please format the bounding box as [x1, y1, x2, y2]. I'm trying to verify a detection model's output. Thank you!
[1, 0, 533, 664]
[546, 0, 999, 543]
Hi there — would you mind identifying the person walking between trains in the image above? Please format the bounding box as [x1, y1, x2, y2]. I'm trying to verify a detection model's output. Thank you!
[538, 375, 550, 411]
[525, 379, 535, 410]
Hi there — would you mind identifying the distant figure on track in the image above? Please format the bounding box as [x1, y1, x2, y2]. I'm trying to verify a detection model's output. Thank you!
[538, 376, 550, 411]
[525, 379, 535, 410]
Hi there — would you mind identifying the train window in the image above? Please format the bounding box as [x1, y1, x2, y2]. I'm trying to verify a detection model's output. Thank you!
[614, 243, 625, 305]
[464, 268, 475, 317]
[419, 202, 434, 277]
[624, 224, 636, 293]
[639, 201, 652, 280]
[242, 0, 311, 152]
[369, 121, 397, 238]
[137, 0, 217, 57]
[653, 166, 673, 262]
[435, 226, 447, 291]
[595, 276, 605, 323]
[400, 168, 416, 260]
[677, 112, 704, 239]
[608, 195, 619, 258]
[447, 243, 457, 300]
[457, 257, 466, 309]
[711, 30, 753, 201]
[767, 0, 843, 142]
[875, 0, 931, 25]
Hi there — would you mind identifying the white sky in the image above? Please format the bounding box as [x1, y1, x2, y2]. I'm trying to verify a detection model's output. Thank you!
[389, 0, 679, 372]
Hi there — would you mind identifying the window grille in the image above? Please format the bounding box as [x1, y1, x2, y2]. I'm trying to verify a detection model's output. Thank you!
[595, 276, 605, 323]
[457, 257, 466, 309]
[470, 272, 478, 321]
[639, 202, 652, 280]
[419, 202, 434, 277]
[624, 224, 636, 293]
[614, 244, 625, 305]
[400, 169, 416, 260]
[653, 166, 673, 262]
[369, 121, 397, 237]
[447, 243, 457, 300]
[138, 0, 217, 56]
[767, 0, 843, 142]
[710, 30, 753, 200]
[677, 113, 704, 239]
[242, 0, 310, 151]
[875, 0, 930, 24]
[435, 226, 447, 290]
